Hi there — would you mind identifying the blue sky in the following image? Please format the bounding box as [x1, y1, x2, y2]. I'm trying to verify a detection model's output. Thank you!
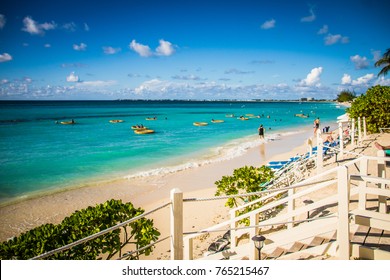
[0, 0, 389, 100]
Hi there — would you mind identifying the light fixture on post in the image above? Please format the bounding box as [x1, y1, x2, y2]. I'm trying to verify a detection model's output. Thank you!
[252, 235, 266, 260]
[303, 199, 314, 220]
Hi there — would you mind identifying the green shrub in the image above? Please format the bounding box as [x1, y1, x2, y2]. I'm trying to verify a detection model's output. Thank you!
[347, 85, 390, 133]
[215, 165, 274, 224]
[0, 199, 160, 260]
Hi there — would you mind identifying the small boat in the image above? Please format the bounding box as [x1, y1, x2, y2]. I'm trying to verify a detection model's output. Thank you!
[145, 117, 157, 121]
[225, 114, 235, 118]
[109, 119, 124, 123]
[193, 122, 208, 126]
[294, 113, 309, 118]
[134, 129, 155, 134]
[211, 119, 224, 123]
[245, 114, 254, 117]
[60, 120, 75, 125]
[237, 117, 249, 120]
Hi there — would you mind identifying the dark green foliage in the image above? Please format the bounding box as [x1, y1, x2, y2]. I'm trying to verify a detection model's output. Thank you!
[336, 90, 355, 102]
[215, 165, 274, 224]
[0, 199, 160, 260]
[347, 85, 390, 133]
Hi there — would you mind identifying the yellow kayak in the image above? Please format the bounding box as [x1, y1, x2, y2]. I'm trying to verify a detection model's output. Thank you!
[134, 129, 155, 134]
[146, 117, 157, 120]
[109, 119, 124, 123]
[211, 119, 224, 123]
[193, 122, 208, 126]
[60, 121, 75, 125]
[237, 117, 249, 120]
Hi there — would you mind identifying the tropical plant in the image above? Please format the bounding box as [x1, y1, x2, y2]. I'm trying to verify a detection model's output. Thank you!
[336, 90, 355, 102]
[215, 165, 274, 224]
[347, 85, 390, 133]
[0, 199, 160, 260]
[375, 48, 390, 77]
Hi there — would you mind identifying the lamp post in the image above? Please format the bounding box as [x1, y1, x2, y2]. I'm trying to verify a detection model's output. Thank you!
[252, 235, 266, 260]
[303, 199, 314, 220]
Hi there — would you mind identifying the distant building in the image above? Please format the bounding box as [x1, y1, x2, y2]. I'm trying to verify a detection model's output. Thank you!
[300, 97, 314, 101]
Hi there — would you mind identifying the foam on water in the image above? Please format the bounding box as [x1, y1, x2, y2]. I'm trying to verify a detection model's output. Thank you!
[123, 129, 303, 179]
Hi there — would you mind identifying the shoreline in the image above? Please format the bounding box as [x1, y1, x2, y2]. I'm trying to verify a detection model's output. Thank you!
[0, 117, 341, 242]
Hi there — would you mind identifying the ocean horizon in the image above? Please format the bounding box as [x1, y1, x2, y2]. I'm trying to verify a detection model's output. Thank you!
[0, 100, 346, 204]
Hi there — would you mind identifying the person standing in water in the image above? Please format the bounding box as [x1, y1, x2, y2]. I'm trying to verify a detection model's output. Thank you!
[258, 124, 265, 139]
[313, 117, 320, 135]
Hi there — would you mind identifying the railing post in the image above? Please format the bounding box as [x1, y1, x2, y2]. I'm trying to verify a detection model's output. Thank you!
[337, 166, 350, 260]
[351, 119, 355, 147]
[377, 150, 388, 214]
[287, 188, 295, 229]
[229, 210, 237, 251]
[250, 213, 260, 260]
[307, 137, 313, 157]
[338, 122, 344, 158]
[316, 130, 323, 175]
[183, 237, 193, 260]
[170, 188, 183, 260]
[363, 117, 367, 139]
[358, 117, 362, 144]
[358, 157, 368, 210]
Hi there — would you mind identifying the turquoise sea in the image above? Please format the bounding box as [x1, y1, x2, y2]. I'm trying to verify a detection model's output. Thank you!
[0, 100, 346, 203]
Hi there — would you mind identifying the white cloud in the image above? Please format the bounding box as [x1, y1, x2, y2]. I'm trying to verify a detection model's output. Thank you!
[77, 80, 117, 87]
[324, 34, 349, 45]
[84, 23, 90, 31]
[0, 14, 6, 29]
[130, 39, 176, 57]
[261, 19, 275, 30]
[0, 53, 12, 62]
[318, 25, 328, 35]
[225, 68, 255, 75]
[350, 55, 369, 70]
[301, 8, 316, 22]
[103, 46, 121, 54]
[341, 74, 352, 85]
[351, 74, 374, 86]
[73, 43, 87, 51]
[63, 22, 77, 32]
[44, 43, 51, 48]
[129, 40, 153, 57]
[299, 67, 323, 87]
[22, 16, 56, 35]
[172, 74, 203, 81]
[66, 72, 80, 82]
[375, 76, 390, 86]
[155, 39, 175, 56]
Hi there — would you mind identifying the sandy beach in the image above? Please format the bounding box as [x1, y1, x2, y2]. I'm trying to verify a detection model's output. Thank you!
[1, 119, 388, 260]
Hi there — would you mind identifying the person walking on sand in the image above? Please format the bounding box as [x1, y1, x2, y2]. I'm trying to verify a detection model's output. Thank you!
[258, 124, 265, 139]
[313, 117, 320, 135]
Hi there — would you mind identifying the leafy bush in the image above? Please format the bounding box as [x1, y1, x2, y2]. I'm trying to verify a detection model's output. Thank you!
[0, 199, 160, 260]
[215, 165, 274, 224]
[336, 90, 355, 102]
[347, 85, 390, 133]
